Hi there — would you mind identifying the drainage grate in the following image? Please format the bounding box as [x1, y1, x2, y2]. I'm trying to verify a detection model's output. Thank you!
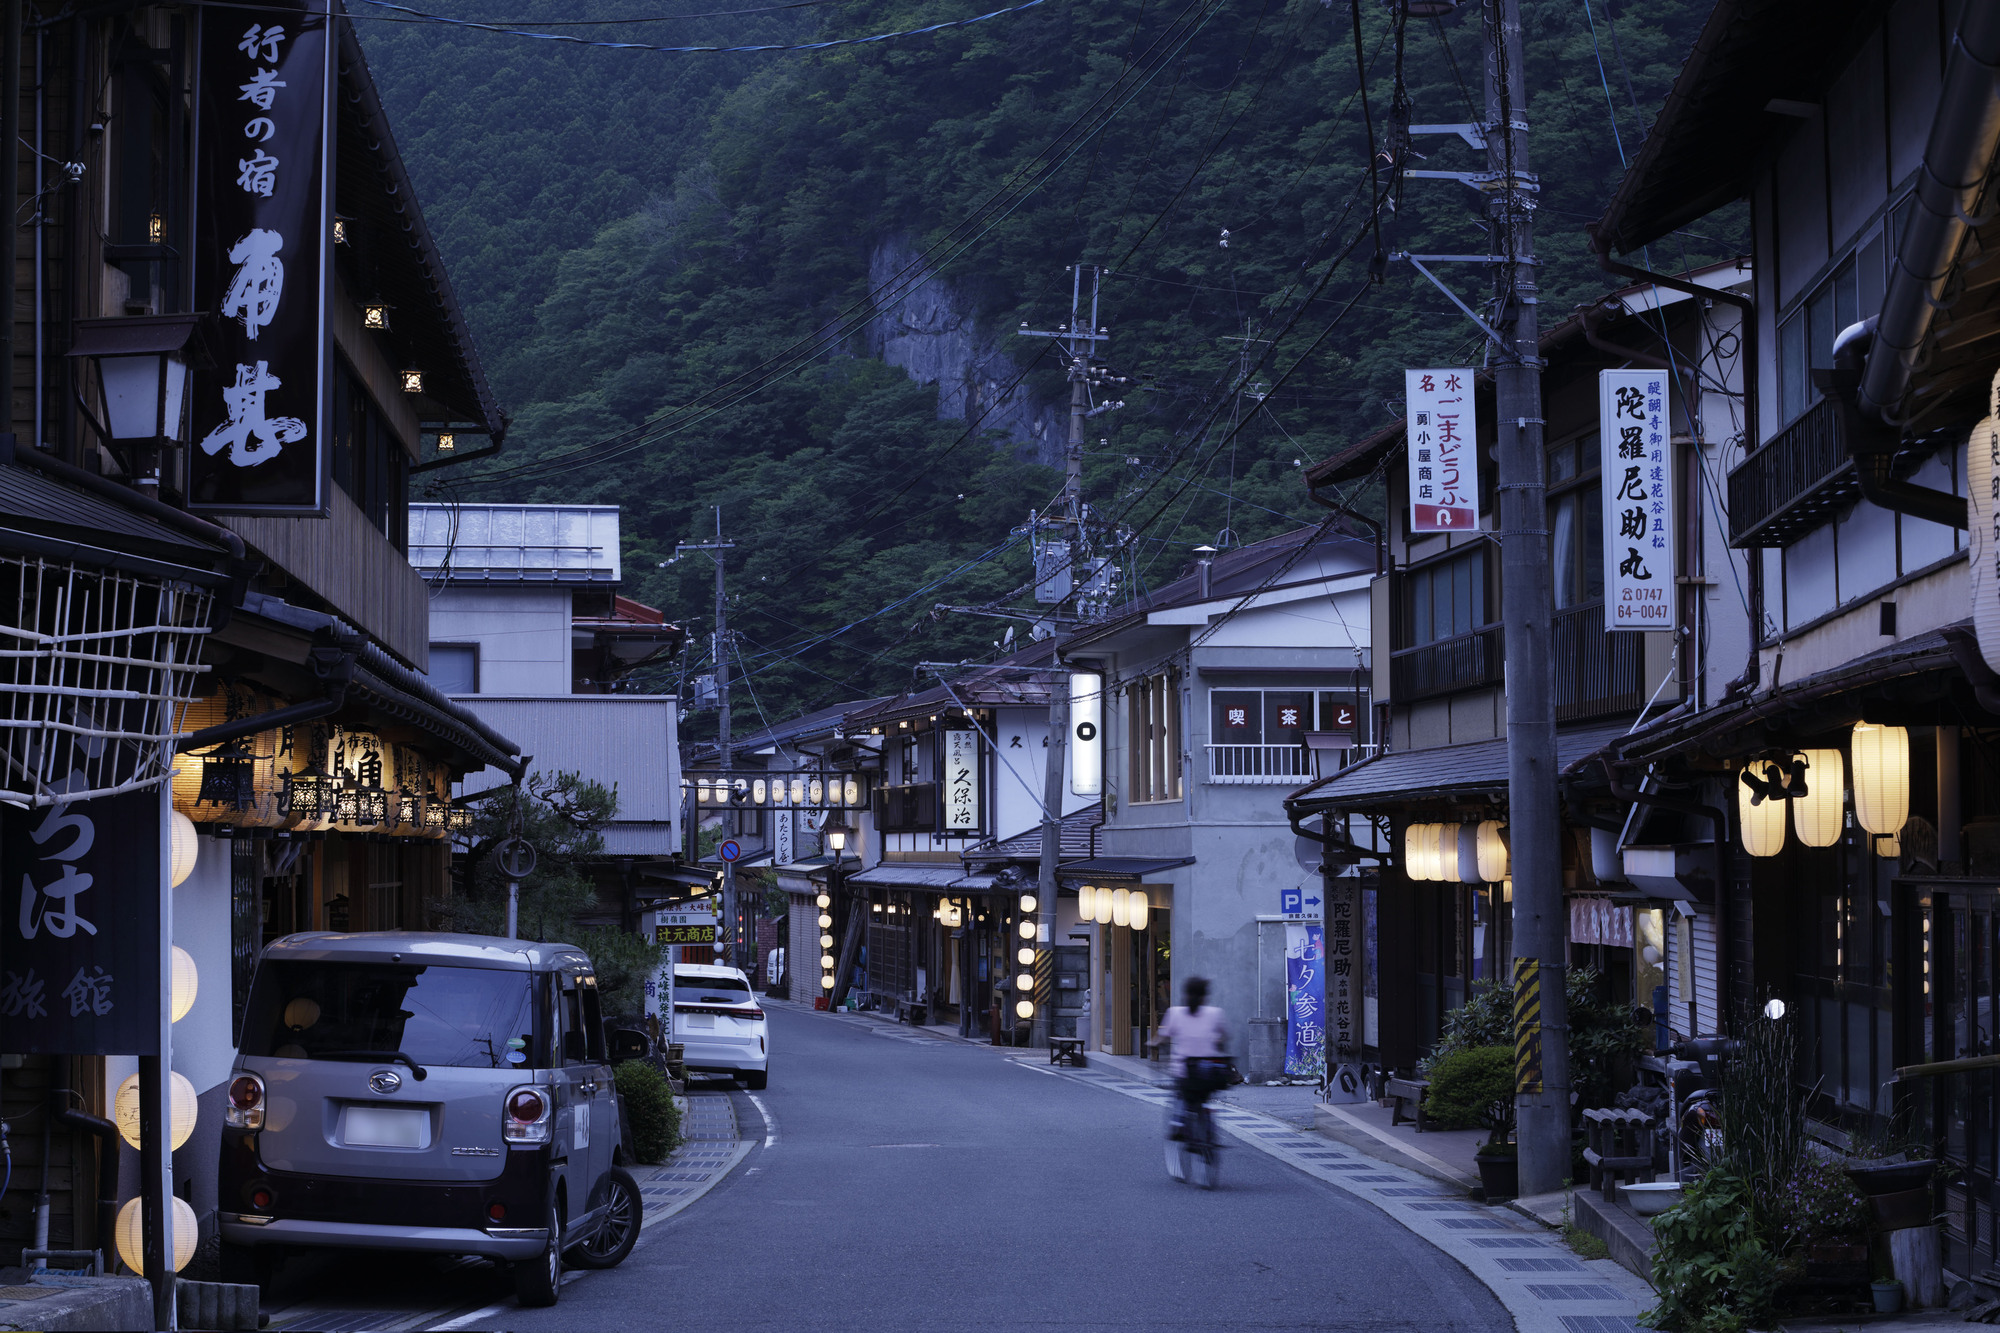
[1349, 1174, 1405, 1182]
[284, 1312, 403, 1332]
[1406, 1201, 1482, 1212]
[1468, 1237, 1557, 1249]
[1497, 1257, 1584, 1273]
[1525, 1285, 1628, 1301]
[1557, 1318, 1643, 1333]
[1377, 1188, 1451, 1198]
[1437, 1217, 1511, 1230]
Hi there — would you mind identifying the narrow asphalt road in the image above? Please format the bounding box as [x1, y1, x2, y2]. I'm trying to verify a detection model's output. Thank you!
[488, 1004, 1511, 1333]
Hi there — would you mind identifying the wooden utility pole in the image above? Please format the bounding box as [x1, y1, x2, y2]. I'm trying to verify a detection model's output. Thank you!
[676, 511, 738, 969]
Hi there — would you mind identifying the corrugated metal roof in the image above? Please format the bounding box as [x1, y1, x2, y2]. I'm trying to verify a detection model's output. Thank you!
[455, 696, 677, 822]
[1291, 721, 1636, 809]
[847, 864, 970, 890]
[0, 463, 225, 558]
[966, 806, 1105, 864]
[408, 504, 621, 583]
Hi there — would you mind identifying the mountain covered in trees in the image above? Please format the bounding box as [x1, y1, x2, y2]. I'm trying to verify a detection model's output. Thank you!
[359, 0, 1735, 733]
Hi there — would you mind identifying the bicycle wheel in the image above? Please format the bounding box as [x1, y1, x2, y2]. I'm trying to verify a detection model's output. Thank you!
[1196, 1140, 1221, 1190]
[1166, 1139, 1189, 1181]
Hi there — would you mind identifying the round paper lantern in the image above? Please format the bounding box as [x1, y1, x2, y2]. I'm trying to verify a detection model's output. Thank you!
[1476, 821, 1508, 882]
[1016, 972, 1034, 990]
[1440, 825, 1470, 883]
[1129, 889, 1149, 932]
[115, 1194, 198, 1276]
[1015, 1000, 1034, 1019]
[1018, 946, 1035, 965]
[1110, 888, 1130, 928]
[1737, 769, 1787, 858]
[1076, 886, 1096, 921]
[1094, 891, 1114, 926]
[820, 953, 835, 969]
[1019, 894, 1037, 913]
[1793, 749, 1846, 848]
[170, 945, 198, 1023]
[1970, 368, 2000, 671]
[1851, 722, 1910, 837]
[115, 1070, 198, 1151]
[820, 974, 834, 990]
[169, 811, 199, 888]
[1403, 823, 1429, 882]
[815, 893, 830, 909]
[818, 913, 832, 929]
[1019, 920, 1037, 939]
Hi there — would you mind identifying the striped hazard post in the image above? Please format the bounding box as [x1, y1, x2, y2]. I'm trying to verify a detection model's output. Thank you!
[1513, 956, 1543, 1094]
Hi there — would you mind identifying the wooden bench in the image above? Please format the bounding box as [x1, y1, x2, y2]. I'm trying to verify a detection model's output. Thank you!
[895, 998, 928, 1025]
[1582, 1107, 1657, 1201]
[1385, 1076, 1429, 1131]
[1049, 1037, 1087, 1068]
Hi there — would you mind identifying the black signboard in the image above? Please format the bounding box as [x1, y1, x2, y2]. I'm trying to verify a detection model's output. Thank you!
[190, 2, 333, 514]
[0, 791, 164, 1054]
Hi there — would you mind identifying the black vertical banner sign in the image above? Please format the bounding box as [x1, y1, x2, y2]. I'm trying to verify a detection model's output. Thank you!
[0, 791, 164, 1054]
[190, 2, 332, 514]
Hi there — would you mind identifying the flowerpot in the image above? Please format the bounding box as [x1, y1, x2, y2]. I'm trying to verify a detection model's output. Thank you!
[1868, 1186, 1934, 1231]
[1846, 1159, 1935, 1196]
[1618, 1181, 1684, 1217]
[1475, 1151, 1518, 1201]
[1872, 1280, 1905, 1314]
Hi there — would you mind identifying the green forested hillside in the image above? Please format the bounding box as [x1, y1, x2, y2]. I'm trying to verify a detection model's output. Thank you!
[357, 0, 1737, 732]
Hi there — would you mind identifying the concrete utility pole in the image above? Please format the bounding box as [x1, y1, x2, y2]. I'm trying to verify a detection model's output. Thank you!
[1017, 264, 1105, 1046]
[675, 510, 740, 970]
[1483, 0, 1569, 1196]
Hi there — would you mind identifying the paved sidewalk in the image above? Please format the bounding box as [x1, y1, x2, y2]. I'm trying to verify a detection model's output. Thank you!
[632, 1090, 751, 1225]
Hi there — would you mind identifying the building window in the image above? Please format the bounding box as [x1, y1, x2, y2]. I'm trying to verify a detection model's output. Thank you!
[1775, 214, 1895, 428]
[333, 361, 410, 549]
[429, 644, 477, 694]
[1547, 432, 1603, 610]
[1127, 672, 1181, 803]
[1401, 547, 1489, 648]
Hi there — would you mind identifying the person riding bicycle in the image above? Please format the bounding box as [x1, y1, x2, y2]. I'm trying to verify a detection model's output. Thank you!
[1152, 976, 1231, 1140]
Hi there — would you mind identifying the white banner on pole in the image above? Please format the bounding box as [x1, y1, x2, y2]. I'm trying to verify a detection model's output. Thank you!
[1600, 369, 1675, 631]
[943, 729, 981, 829]
[1404, 369, 1479, 533]
[773, 805, 794, 865]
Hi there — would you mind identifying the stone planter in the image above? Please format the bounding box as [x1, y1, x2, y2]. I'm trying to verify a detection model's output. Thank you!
[1475, 1149, 1519, 1201]
[1845, 1159, 1936, 1196]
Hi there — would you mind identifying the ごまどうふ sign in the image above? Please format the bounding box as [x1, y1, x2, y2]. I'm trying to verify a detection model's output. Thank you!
[1405, 369, 1480, 533]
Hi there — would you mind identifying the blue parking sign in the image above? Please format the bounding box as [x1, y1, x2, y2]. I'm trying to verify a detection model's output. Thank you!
[1280, 888, 1302, 916]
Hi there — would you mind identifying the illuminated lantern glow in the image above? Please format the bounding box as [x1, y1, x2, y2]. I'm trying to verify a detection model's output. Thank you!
[753, 779, 767, 804]
[1016, 972, 1034, 990]
[1069, 672, 1103, 796]
[1476, 820, 1508, 882]
[1093, 890, 1114, 925]
[170, 945, 198, 1023]
[1129, 889, 1149, 932]
[1017, 946, 1035, 966]
[116, 1194, 198, 1276]
[820, 975, 835, 990]
[1077, 886, 1096, 921]
[817, 914, 832, 930]
[169, 812, 199, 888]
[1019, 920, 1037, 939]
[1738, 768, 1787, 858]
[1403, 823, 1427, 882]
[115, 1070, 198, 1151]
[1020, 893, 1038, 913]
[1110, 888, 1130, 928]
[1851, 722, 1910, 837]
[1792, 749, 1845, 848]
[815, 893, 830, 909]
[1015, 999, 1035, 1019]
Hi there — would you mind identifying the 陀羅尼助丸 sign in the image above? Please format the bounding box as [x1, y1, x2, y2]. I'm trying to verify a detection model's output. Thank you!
[191, 3, 334, 513]
[1405, 369, 1479, 533]
[1599, 369, 1675, 632]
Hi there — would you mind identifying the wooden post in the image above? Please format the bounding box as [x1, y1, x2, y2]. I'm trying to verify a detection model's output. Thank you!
[1888, 1225, 1943, 1308]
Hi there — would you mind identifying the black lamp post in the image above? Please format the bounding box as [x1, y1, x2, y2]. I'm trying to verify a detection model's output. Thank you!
[66, 313, 209, 493]
[821, 820, 853, 1005]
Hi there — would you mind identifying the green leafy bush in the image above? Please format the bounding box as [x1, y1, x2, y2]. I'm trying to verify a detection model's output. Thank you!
[1423, 1045, 1514, 1146]
[1645, 1169, 1784, 1333]
[1423, 968, 1647, 1113]
[615, 1061, 681, 1164]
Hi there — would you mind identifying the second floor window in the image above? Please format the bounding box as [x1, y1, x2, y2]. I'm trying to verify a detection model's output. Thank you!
[1547, 433, 1603, 611]
[1402, 548, 1488, 648]
[1127, 672, 1182, 804]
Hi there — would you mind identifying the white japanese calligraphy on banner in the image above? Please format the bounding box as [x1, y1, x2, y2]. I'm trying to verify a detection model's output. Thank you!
[1599, 370, 1675, 631]
[943, 730, 980, 831]
[1405, 369, 1479, 533]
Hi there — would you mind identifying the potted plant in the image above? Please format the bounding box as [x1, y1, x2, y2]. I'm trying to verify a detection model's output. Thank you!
[1871, 1277, 1905, 1314]
[1425, 1045, 1517, 1199]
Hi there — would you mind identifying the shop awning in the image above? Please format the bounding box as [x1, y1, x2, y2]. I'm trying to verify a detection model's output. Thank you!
[847, 864, 997, 893]
[638, 861, 721, 892]
[1287, 720, 1636, 811]
[1057, 857, 1194, 881]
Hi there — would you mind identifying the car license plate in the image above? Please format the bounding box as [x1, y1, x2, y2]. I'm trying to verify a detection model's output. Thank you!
[685, 1013, 716, 1029]
[343, 1105, 429, 1149]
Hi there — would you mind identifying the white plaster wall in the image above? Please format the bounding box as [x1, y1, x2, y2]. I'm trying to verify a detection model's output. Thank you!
[426, 586, 573, 694]
[1762, 554, 1966, 687]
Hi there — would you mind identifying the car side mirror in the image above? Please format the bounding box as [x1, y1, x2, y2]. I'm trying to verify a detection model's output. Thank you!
[608, 1028, 651, 1063]
[564, 1030, 587, 1063]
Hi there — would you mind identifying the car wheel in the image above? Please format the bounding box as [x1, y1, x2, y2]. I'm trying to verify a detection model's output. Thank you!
[567, 1168, 641, 1270]
[514, 1189, 563, 1307]
[744, 1069, 768, 1090]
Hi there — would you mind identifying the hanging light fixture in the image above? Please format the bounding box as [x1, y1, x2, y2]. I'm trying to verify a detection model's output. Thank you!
[1738, 766, 1787, 857]
[437, 433, 456, 453]
[1851, 722, 1910, 837]
[1793, 749, 1845, 848]
[1110, 887, 1130, 927]
[116, 1195, 199, 1276]
[170, 945, 198, 1023]
[1077, 885, 1096, 920]
[1093, 890, 1113, 926]
[115, 1070, 198, 1151]
[361, 302, 392, 332]
[753, 779, 767, 804]
[1476, 820, 1509, 882]
[1403, 823, 1429, 882]
[169, 811, 199, 888]
[1129, 889, 1149, 932]
[400, 367, 425, 395]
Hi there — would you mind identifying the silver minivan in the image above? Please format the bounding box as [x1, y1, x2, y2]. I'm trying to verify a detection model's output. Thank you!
[217, 932, 642, 1307]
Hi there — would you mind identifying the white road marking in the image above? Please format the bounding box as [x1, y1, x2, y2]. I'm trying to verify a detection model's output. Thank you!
[747, 1091, 777, 1147]
[429, 1302, 507, 1330]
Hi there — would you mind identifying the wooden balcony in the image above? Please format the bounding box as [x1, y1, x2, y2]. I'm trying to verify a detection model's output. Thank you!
[225, 490, 430, 668]
[1552, 602, 1645, 722]
[1726, 397, 1859, 548]
[1389, 625, 1504, 701]
[875, 782, 939, 833]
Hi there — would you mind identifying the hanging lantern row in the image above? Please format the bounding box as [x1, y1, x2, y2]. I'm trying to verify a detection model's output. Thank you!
[692, 773, 866, 808]
[1075, 885, 1149, 931]
[1738, 722, 1909, 858]
[1401, 820, 1508, 883]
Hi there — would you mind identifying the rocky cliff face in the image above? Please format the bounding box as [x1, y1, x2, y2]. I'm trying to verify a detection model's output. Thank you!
[866, 237, 1064, 467]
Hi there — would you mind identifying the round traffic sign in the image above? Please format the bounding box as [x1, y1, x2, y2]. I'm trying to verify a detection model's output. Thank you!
[495, 837, 538, 880]
[718, 839, 743, 863]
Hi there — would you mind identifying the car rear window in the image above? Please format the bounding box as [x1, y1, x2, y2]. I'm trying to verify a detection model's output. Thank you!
[677, 973, 754, 1006]
[241, 960, 544, 1068]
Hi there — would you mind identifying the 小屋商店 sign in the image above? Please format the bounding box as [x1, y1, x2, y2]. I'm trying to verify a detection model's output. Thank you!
[1599, 369, 1675, 631]
[190, 2, 334, 513]
[1405, 369, 1479, 533]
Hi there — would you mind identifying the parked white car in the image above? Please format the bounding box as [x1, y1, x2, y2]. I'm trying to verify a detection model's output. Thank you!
[672, 964, 768, 1089]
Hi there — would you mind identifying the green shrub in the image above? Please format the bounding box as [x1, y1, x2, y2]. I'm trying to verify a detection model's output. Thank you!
[1422, 968, 1646, 1113]
[615, 1061, 681, 1163]
[1424, 1045, 1514, 1146]
[1645, 1169, 1786, 1333]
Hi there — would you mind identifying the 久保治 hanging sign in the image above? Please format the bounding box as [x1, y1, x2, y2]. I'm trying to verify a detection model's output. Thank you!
[190, 2, 334, 513]
[1405, 369, 1479, 533]
[1599, 369, 1675, 631]
[943, 729, 980, 831]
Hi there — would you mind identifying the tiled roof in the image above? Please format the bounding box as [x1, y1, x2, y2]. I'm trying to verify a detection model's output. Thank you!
[964, 805, 1105, 865]
[1288, 721, 1637, 810]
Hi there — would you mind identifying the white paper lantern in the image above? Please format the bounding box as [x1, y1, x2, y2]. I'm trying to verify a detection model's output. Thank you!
[1019, 920, 1037, 939]
[1440, 825, 1472, 883]
[1793, 749, 1846, 848]
[1970, 370, 2000, 671]
[820, 953, 835, 969]
[169, 811, 198, 888]
[115, 1070, 198, 1151]
[1017, 946, 1035, 966]
[1129, 889, 1149, 932]
[1403, 823, 1429, 882]
[1738, 769, 1787, 858]
[1476, 821, 1508, 882]
[1020, 893, 1037, 914]
[1094, 890, 1113, 926]
[818, 913, 832, 929]
[1015, 999, 1034, 1019]
[820, 974, 835, 990]
[1110, 888, 1130, 927]
[816, 892, 830, 909]
[1076, 886, 1096, 921]
[115, 1194, 198, 1276]
[1851, 722, 1910, 838]
[1016, 972, 1034, 990]
[170, 945, 198, 1023]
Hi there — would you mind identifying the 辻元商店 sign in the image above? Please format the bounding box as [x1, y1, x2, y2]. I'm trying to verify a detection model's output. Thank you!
[1405, 369, 1479, 533]
[1598, 369, 1675, 631]
[190, 2, 333, 513]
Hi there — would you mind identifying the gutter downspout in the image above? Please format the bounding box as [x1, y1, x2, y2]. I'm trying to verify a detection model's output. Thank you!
[1285, 803, 1390, 863]
[1308, 481, 1384, 576]
[1860, 0, 2000, 426]
[1822, 318, 1967, 529]
[1943, 625, 2000, 714]
[51, 1099, 117, 1268]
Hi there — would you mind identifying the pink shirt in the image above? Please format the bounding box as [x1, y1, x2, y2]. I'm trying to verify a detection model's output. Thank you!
[1157, 1005, 1229, 1077]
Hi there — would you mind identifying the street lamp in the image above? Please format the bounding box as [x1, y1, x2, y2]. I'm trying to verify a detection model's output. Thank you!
[821, 820, 853, 1001]
[66, 314, 209, 491]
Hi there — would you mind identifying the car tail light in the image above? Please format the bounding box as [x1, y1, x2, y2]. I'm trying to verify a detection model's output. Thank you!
[488, 1202, 507, 1222]
[249, 1186, 274, 1211]
[225, 1074, 265, 1129]
[503, 1085, 552, 1145]
[747, 1007, 765, 1020]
